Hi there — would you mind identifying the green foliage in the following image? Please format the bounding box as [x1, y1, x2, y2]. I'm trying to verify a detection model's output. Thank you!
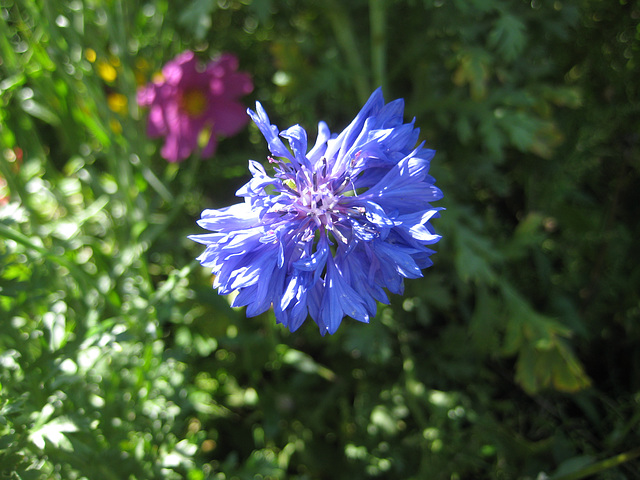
[1, 0, 639, 479]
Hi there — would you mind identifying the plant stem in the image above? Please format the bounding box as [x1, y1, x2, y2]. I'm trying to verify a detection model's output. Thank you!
[552, 446, 640, 480]
[325, 0, 370, 104]
[369, 0, 387, 93]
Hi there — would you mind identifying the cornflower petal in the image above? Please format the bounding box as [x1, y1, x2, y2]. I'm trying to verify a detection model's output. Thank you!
[307, 121, 331, 162]
[318, 257, 371, 335]
[247, 103, 297, 164]
[280, 125, 310, 167]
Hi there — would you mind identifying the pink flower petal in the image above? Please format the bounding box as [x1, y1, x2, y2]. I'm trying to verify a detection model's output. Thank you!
[162, 51, 196, 85]
[201, 134, 219, 158]
[137, 85, 155, 106]
[147, 105, 168, 137]
[208, 97, 250, 136]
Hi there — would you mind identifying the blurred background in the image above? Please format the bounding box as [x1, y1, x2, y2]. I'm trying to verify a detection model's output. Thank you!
[1, 0, 639, 478]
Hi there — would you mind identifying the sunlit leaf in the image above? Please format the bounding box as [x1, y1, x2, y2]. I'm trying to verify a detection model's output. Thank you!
[178, 0, 218, 41]
[29, 415, 78, 451]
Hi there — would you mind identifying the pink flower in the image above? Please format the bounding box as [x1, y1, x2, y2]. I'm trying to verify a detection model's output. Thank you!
[0, 175, 8, 206]
[0, 147, 22, 206]
[137, 51, 253, 162]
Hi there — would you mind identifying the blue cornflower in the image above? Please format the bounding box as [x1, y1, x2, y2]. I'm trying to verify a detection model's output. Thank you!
[189, 88, 443, 335]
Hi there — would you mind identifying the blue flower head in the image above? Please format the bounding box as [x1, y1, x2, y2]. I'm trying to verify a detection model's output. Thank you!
[189, 88, 443, 335]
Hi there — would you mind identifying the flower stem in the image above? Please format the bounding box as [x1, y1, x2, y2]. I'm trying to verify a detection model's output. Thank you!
[139, 154, 200, 249]
[325, 0, 370, 104]
[552, 447, 640, 480]
[369, 0, 387, 93]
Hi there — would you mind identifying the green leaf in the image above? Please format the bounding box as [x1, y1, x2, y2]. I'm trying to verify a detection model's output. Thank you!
[42, 309, 67, 352]
[549, 340, 592, 392]
[178, 0, 218, 41]
[0, 73, 26, 94]
[540, 85, 583, 108]
[478, 114, 505, 158]
[453, 224, 501, 284]
[456, 116, 473, 144]
[452, 47, 491, 100]
[29, 415, 79, 451]
[20, 98, 60, 126]
[503, 212, 546, 260]
[550, 455, 595, 478]
[370, 405, 399, 435]
[499, 110, 544, 152]
[501, 283, 591, 394]
[280, 347, 336, 381]
[488, 13, 527, 62]
[469, 287, 503, 353]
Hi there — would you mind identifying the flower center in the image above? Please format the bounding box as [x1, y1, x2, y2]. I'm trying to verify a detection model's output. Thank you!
[270, 158, 360, 243]
[181, 88, 208, 117]
[298, 183, 339, 226]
